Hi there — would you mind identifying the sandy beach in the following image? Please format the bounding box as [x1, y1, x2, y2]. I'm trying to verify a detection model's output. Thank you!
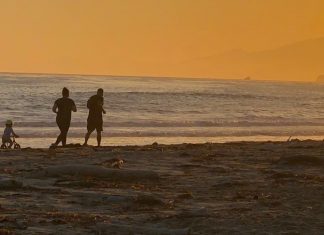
[0, 140, 323, 234]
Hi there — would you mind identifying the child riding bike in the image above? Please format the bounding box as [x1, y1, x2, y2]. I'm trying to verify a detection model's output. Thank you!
[1, 120, 20, 149]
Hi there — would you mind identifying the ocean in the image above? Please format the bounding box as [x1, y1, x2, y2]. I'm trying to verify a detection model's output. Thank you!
[1, 73, 324, 147]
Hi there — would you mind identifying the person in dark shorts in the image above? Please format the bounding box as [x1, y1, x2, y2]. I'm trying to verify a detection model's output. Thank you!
[52, 87, 77, 147]
[83, 88, 106, 147]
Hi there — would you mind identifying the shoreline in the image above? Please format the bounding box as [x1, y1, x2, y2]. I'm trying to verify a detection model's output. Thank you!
[13, 135, 324, 149]
[1, 140, 323, 234]
[9, 138, 324, 151]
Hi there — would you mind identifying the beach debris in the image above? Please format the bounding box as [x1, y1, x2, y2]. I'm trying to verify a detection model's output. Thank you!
[111, 159, 124, 168]
[100, 158, 125, 169]
[287, 136, 292, 142]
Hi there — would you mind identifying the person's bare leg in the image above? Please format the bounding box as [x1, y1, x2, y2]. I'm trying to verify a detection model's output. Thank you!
[62, 128, 69, 146]
[54, 133, 62, 146]
[97, 131, 101, 147]
[53, 125, 64, 147]
[83, 130, 93, 146]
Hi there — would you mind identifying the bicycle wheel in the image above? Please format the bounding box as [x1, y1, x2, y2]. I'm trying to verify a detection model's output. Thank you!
[14, 143, 21, 149]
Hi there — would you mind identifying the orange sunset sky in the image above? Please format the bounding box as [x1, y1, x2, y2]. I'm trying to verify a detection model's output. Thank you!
[0, 0, 323, 81]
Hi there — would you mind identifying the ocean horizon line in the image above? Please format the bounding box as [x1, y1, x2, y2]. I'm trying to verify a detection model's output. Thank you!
[0, 71, 225, 81]
[0, 71, 315, 83]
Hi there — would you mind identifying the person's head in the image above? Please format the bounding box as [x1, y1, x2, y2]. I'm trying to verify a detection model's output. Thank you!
[97, 88, 104, 97]
[62, 87, 69, 98]
[5, 120, 13, 127]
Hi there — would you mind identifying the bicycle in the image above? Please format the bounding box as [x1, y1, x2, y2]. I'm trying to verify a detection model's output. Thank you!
[1, 136, 21, 149]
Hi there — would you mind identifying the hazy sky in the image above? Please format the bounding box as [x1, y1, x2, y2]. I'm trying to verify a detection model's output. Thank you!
[0, 0, 323, 80]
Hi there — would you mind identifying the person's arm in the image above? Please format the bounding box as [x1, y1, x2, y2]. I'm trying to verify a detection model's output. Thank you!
[72, 104, 77, 112]
[12, 129, 19, 138]
[87, 97, 92, 109]
[72, 101, 77, 112]
[99, 99, 106, 114]
[52, 101, 58, 113]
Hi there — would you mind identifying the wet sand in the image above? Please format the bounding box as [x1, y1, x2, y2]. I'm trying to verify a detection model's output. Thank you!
[0, 140, 323, 234]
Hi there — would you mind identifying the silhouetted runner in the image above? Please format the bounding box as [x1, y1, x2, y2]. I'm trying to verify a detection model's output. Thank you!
[83, 88, 106, 146]
[52, 87, 77, 147]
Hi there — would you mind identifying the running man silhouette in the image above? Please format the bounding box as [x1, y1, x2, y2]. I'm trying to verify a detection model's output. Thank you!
[52, 87, 77, 147]
[83, 88, 106, 147]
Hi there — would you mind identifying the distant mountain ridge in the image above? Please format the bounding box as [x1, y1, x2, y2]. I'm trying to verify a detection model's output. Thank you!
[182, 37, 324, 81]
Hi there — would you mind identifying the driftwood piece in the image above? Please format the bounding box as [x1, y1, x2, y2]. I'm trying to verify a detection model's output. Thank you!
[29, 164, 159, 182]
